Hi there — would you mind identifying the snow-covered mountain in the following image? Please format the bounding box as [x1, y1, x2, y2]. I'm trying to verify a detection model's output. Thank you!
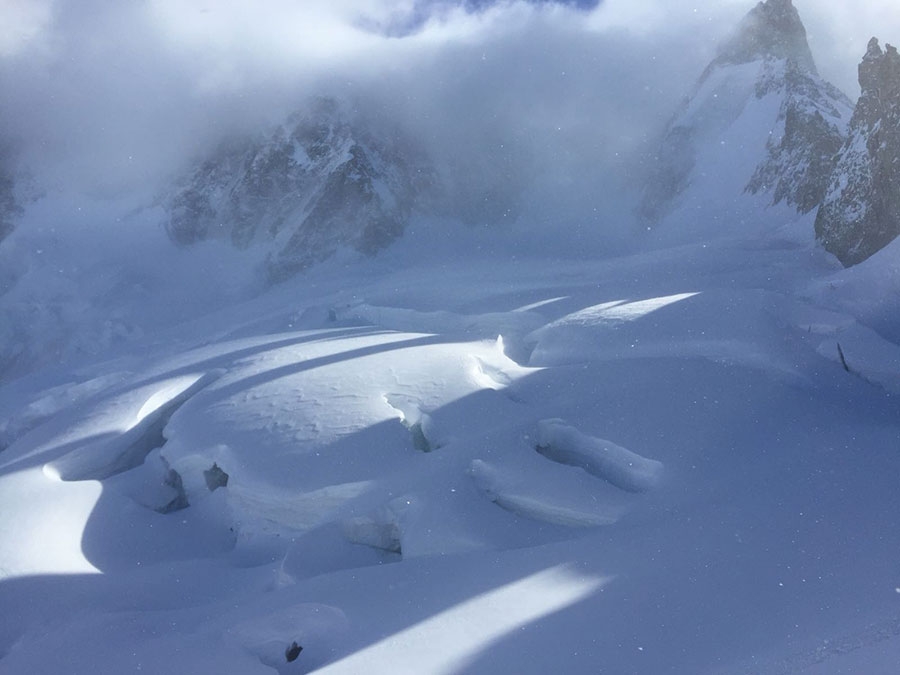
[165, 98, 434, 282]
[815, 39, 900, 265]
[639, 0, 853, 240]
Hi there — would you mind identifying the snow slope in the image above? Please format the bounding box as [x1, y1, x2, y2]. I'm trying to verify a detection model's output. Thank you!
[3, 232, 900, 674]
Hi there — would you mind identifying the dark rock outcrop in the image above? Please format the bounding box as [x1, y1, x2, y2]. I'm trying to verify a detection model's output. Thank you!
[815, 39, 900, 265]
[0, 166, 20, 244]
[745, 59, 851, 213]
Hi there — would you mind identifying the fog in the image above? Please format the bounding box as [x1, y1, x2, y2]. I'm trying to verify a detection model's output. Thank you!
[0, 0, 898, 378]
[2, 0, 896, 204]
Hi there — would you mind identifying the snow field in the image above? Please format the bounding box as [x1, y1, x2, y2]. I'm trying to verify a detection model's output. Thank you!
[3, 239, 900, 673]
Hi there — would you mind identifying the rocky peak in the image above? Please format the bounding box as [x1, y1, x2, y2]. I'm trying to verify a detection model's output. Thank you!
[638, 0, 850, 229]
[164, 97, 434, 282]
[714, 0, 817, 75]
[858, 38, 900, 100]
[853, 38, 900, 130]
[815, 37, 900, 265]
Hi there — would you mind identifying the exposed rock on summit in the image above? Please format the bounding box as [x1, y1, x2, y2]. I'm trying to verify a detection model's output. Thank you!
[815, 39, 900, 265]
[712, 0, 817, 75]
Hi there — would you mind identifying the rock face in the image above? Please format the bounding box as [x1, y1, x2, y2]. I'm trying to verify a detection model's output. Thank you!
[815, 39, 900, 265]
[639, 0, 852, 231]
[165, 99, 433, 282]
[0, 166, 19, 245]
[744, 59, 851, 214]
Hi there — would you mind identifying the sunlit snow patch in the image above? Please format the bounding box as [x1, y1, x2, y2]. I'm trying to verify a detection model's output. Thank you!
[0, 468, 102, 579]
[469, 338, 518, 390]
[526, 293, 697, 333]
[315, 566, 608, 674]
[526, 293, 700, 366]
[588, 292, 700, 323]
[512, 296, 570, 312]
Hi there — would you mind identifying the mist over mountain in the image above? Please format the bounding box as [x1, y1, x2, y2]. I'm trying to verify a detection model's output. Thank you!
[165, 98, 435, 282]
[0, 0, 897, 374]
[713, 0, 817, 74]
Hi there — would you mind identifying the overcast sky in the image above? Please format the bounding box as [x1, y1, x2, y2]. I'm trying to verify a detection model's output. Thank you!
[1, 0, 898, 196]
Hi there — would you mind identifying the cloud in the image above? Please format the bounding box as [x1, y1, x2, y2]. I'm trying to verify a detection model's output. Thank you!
[0, 0, 54, 58]
[0, 0, 897, 202]
[802, 0, 900, 95]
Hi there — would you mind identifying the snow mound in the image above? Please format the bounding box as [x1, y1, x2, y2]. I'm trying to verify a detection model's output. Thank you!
[342, 496, 411, 553]
[535, 419, 663, 493]
[230, 603, 350, 673]
[469, 459, 626, 527]
[47, 370, 224, 481]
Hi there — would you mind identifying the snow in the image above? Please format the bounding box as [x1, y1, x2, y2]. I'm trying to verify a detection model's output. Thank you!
[648, 60, 792, 245]
[315, 566, 608, 675]
[4, 26, 900, 675]
[0, 468, 101, 579]
[645, 56, 849, 248]
[3, 229, 900, 674]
